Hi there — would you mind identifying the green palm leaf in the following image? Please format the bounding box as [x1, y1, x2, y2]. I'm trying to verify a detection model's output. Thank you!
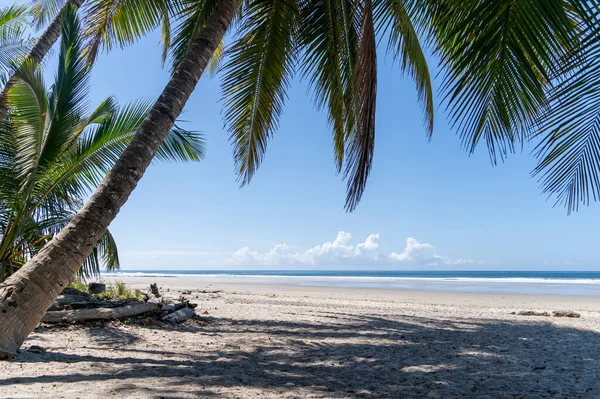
[156, 123, 205, 162]
[80, 229, 119, 277]
[169, 0, 219, 71]
[432, 0, 580, 162]
[375, 0, 433, 135]
[42, 4, 91, 168]
[206, 39, 224, 77]
[222, 0, 298, 185]
[34, 99, 204, 204]
[343, 0, 377, 212]
[0, 4, 30, 76]
[297, 0, 357, 171]
[82, 0, 172, 64]
[30, 0, 67, 30]
[6, 59, 48, 187]
[533, 5, 600, 213]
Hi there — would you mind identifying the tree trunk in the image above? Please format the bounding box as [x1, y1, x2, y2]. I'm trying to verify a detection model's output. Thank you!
[0, 0, 242, 359]
[0, 0, 84, 115]
[42, 302, 159, 323]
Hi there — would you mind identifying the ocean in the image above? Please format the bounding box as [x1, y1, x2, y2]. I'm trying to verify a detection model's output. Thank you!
[105, 270, 600, 296]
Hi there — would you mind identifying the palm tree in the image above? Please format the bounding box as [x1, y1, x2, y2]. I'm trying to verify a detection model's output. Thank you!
[0, 4, 31, 81]
[0, 0, 85, 115]
[0, 0, 597, 358]
[0, 50, 204, 281]
[0, 3, 206, 355]
[0, 0, 234, 357]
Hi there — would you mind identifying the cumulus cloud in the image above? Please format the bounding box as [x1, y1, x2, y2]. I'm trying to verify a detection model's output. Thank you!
[224, 231, 474, 267]
[229, 244, 292, 266]
[389, 237, 435, 262]
[389, 238, 475, 266]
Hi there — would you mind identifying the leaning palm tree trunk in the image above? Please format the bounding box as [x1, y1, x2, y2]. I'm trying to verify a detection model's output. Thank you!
[0, 0, 242, 358]
[0, 0, 84, 114]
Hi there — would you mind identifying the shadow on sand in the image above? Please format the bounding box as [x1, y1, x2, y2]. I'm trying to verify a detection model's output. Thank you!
[2, 313, 600, 398]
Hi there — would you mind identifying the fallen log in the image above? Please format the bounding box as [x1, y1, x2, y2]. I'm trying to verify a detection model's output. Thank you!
[61, 287, 89, 296]
[553, 310, 581, 318]
[55, 294, 100, 309]
[517, 310, 550, 317]
[42, 302, 159, 323]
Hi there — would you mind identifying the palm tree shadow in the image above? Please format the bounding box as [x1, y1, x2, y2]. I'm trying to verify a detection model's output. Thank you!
[4, 314, 600, 398]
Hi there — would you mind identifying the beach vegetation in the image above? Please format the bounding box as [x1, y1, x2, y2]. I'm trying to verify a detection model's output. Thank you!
[67, 278, 89, 293]
[97, 280, 144, 300]
[68, 278, 144, 300]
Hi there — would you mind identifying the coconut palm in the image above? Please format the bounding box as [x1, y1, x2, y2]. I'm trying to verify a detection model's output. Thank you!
[0, 0, 85, 115]
[0, 5, 204, 282]
[0, 0, 597, 358]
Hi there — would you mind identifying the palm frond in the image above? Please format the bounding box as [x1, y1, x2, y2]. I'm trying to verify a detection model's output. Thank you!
[297, 0, 357, 171]
[155, 123, 205, 162]
[343, 0, 377, 211]
[80, 228, 119, 277]
[30, 0, 67, 30]
[206, 39, 224, 77]
[222, 0, 298, 185]
[532, 4, 600, 213]
[0, 4, 30, 76]
[82, 0, 172, 64]
[6, 59, 48, 187]
[432, 0, 580, 162]
[41, 4, 90, 171]
[64, 96, 118, 152]
[375, 0, 433, 135]
[169, 0, 219, 72]
[34, 100, 204, 204]
[0, 4, 28, 27]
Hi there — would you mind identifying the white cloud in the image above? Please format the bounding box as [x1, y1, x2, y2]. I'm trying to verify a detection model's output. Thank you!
[389, 237, 476, 266]
[301, 231, 356, 264]
[229, 244, 292, 266]
[224, 231, 474, 267]
[389, 237, 435, 262]
[355, 233, 381, 257]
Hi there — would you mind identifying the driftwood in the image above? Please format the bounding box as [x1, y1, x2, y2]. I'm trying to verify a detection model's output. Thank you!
[61, 287, 89, 296]
[42, 302, 159, 323]
[161, 300, 198, 312]
[517, 310, 550, 317]
[163, 307, 194, 323]
[55, 294, 99, 309]
[553, 310, 581, 318]
[150, 283, 161, 298]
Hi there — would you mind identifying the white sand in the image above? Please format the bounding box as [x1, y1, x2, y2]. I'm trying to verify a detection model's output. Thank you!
[1, 277, 600, 398]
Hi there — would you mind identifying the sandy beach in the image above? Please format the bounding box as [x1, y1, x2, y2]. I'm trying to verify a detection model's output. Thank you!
[2, 277, 600, 398]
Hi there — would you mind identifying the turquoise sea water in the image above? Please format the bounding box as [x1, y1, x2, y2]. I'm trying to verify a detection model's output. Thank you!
[107, 270, 600, 296]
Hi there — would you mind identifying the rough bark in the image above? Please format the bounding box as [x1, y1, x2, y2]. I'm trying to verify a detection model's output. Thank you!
[0, 0, 242, 358]
[42, 302, 159, 323]
[0, 0, 84, 115]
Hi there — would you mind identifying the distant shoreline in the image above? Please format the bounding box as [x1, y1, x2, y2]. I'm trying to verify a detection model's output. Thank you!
[103, 273, 600, 297]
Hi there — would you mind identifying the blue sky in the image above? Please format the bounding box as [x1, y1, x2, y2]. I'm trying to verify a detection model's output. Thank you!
[10, 4, 600, 270]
